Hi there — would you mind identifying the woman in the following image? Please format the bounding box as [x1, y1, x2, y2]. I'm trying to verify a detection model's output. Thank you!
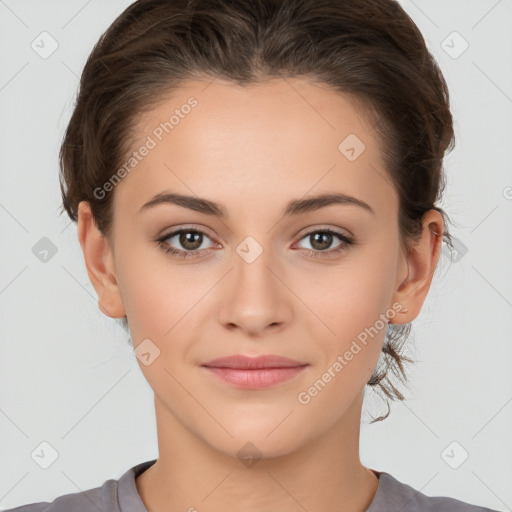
[5, 0, 500, 510]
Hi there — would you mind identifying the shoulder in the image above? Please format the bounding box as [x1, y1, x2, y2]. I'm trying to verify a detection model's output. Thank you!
[369, 470, 501, 512]
[3, 459, 156, 512]
[2, 480, 115, 512]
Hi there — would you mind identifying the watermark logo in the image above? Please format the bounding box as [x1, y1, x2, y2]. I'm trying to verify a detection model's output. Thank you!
[338, 134, 366, 161]
[441, 440, 469, 469]
[31, 31, 59, 59]
[134, 338, 161, 366]
[236, 236, 264, 264]
[441, 31, 469, 60]
[442, 234, 468, 263]
[32, 237, 58, 263]
[31, 441, 59, 469]
[237, 441, 262, 468]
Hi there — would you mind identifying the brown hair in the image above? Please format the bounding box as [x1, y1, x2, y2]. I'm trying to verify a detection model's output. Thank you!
[59, 0, 456, 422]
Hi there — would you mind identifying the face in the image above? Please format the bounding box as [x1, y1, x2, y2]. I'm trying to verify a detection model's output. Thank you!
[82, 77, 431, 460]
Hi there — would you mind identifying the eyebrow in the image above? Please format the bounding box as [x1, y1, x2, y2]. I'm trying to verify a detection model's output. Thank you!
[139, 191, 375, 217]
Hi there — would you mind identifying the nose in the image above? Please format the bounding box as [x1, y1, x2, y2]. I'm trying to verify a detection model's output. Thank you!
[216, 247, 292, 337]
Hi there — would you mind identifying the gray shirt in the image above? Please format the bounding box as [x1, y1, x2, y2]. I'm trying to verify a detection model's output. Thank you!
[4, 459, 501, 512]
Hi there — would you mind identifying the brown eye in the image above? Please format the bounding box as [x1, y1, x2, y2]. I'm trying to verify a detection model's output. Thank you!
[177, 231, 204, 251]
[309, 232, 335, 251]
[156, 228, 216, 259]
[296, 229, 354, 259]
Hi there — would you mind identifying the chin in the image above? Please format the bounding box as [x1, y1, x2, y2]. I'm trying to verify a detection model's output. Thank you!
[201, 420, 308, 462]
[213, 436, 303, 464]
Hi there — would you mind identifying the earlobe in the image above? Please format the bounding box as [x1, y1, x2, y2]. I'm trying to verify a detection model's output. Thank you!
[77, 201, 126, 319]
[390, 210, 444, 325]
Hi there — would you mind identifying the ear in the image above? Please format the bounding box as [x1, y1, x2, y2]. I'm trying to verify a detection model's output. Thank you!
[77, 201, 126, 319]
[390, 209, 444, 325]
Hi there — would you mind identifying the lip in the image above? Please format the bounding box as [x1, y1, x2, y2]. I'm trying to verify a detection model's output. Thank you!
[201, 355, 309, 389]
[201, 354, 308, 369]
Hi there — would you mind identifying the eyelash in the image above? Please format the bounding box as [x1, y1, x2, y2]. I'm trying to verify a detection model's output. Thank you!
[156, 227, 355, 260]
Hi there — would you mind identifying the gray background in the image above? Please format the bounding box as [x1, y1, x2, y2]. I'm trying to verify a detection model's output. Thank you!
[0, 0, 511, 510]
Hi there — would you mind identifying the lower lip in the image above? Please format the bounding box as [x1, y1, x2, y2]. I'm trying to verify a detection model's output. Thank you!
[202, 366, 308, 389]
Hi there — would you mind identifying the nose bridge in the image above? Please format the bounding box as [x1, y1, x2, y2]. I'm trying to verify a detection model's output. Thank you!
[232, 235, 277, 302]
[217, 235, 288, 333]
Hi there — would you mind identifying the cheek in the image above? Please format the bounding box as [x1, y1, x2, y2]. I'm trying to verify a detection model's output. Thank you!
[300, 261, 393, 336]
[292, 256, 396, 380]
[114, 244, 200, 340]
[294, 277, 390, 418]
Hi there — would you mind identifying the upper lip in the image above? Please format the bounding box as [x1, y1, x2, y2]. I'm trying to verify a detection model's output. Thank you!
[201, 355, 309, 369]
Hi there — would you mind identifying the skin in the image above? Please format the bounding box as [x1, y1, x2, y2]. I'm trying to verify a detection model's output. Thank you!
[77, 77, 443, 511]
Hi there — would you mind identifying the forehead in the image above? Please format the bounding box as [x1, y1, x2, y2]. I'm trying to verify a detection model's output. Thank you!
[113, 77, 396, 220]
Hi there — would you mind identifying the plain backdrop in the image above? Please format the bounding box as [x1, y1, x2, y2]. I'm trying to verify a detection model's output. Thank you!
[0, 0, 511, 510]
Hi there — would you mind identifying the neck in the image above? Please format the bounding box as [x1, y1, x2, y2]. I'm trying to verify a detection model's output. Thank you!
[136, 391, 379, 512]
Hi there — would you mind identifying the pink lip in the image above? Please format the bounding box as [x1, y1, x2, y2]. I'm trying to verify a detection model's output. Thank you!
[201, 355, 309, 389]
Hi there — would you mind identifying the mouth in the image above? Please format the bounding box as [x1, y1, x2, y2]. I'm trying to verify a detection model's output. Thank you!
[200, 354, 309, 389]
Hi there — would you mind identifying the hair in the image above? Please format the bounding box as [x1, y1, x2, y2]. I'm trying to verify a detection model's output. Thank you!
[59, 0, 456, 422]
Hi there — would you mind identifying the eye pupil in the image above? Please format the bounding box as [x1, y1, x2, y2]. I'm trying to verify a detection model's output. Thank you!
[311, 232, 333, 251]
[180, 231, 202, 250]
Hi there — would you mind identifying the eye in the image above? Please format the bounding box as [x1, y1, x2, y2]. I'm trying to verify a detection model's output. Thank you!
[294, 228, 354, 258]
[156, 227, 216, 259]
[156, 226, 355, 260]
